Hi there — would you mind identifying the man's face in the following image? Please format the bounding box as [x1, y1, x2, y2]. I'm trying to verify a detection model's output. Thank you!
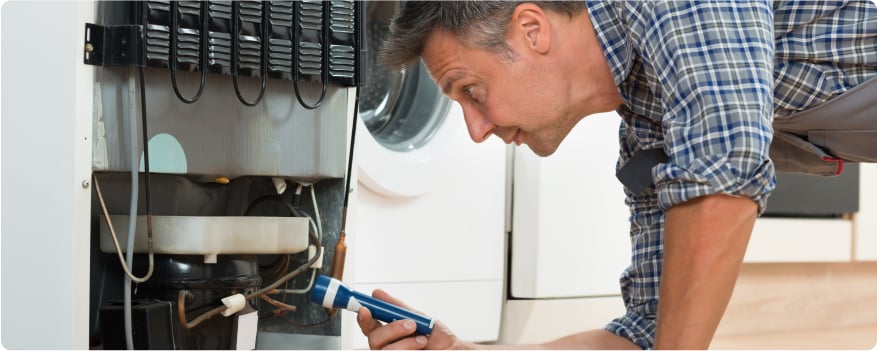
[421, 29, 580, 157]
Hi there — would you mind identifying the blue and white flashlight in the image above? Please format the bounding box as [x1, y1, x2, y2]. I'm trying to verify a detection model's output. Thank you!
[310, 274, 435, 335]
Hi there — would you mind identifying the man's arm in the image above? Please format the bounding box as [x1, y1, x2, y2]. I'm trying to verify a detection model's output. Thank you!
[654, 193, 757, 349]
[358, 293, 640, 350]
[636, 1, 772, 347]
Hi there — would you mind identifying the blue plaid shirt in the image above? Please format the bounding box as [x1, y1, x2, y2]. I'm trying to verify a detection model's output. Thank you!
[585, 0, 877, 348]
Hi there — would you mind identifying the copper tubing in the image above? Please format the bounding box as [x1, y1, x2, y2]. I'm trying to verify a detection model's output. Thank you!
[330, 232, 347, 282]
[176, 229, 321, 329]
[259, 293, 297, 312]
[177, 290, 226, 330]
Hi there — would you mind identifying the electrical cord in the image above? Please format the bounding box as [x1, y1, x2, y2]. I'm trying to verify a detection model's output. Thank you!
[169, 1, 208, 104]
[119, 26, 157, 345]
[123, 64, 141, 351]
[123, 66, 141, 351]
[230, 1, 268, 107]
[310, 185, 324, 239]
[275, 195, 322, 294]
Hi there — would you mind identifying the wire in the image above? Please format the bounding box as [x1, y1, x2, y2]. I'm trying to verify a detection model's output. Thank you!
[177, 227, 322, 329]
[138, 66, 155, 265]
[343, 86, 359, 211]
[275, 184, 323, 295]
[176, 193, 324, 329]
[119, 39, 157, 348]
[166, 300, 177, 350]
[259, 254, 291, 285]
[231, 1, 268, 107]
[274, 268, 318, 295]
[243, 193, 322, 295]
[93, 175, 155, 283]
[310, 184, 324, 239]
[168, 1, 208, 104]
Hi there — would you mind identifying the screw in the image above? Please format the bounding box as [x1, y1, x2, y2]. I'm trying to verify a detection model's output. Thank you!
[82, 180, 90, 189]
[85, 43, 94, 53]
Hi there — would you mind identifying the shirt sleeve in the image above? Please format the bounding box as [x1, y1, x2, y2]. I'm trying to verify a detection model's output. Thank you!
[637, 0, 777, 212]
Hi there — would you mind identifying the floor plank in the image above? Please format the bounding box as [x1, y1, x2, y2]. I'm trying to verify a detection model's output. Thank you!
[711, 324, 877, 350]
[711, 262, 877, 349]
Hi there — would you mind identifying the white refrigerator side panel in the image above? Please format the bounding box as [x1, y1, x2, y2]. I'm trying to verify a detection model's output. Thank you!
[1, 1, 94, 348]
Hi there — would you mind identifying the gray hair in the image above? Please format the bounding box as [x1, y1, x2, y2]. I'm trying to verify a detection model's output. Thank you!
[380, 1, 588, 69]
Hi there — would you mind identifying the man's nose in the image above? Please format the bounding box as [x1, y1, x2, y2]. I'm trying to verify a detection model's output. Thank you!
[461, 104, 495, 143]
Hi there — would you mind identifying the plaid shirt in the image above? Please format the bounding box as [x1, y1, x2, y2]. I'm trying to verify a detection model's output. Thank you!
[585, 0, 877, 348]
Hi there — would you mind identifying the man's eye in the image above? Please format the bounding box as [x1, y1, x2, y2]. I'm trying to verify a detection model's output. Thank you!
[464, 86, 474, 97]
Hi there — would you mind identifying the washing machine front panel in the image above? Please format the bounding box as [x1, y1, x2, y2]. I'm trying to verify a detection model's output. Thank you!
[356, 1, 472, 198]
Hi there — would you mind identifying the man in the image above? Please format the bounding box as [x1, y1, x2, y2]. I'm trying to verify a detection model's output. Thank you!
[356, 1, 877, 349]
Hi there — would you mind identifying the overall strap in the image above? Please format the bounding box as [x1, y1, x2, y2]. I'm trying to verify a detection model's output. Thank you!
[616, 147, 668, 194]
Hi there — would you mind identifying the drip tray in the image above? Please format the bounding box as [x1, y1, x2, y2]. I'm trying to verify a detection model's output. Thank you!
[99, 215, 309, 262]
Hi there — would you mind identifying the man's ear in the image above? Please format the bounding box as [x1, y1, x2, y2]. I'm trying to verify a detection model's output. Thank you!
[510, 3, 550, 55]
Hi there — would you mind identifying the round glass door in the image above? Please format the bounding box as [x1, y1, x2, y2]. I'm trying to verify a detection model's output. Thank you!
[359, 1, 449, 153]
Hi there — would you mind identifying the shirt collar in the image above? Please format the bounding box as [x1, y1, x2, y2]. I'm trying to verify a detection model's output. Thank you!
[585, 1, 631, 87]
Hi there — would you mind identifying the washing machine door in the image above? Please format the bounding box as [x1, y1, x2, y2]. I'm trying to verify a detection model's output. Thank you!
[357, 1, 468, 198]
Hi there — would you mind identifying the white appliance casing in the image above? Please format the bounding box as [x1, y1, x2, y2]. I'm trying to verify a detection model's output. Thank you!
[511, 111, 631, 298]
[2, 2, 95, 348]
[500, 112, 632, 345]
[343, 102, 507, 349]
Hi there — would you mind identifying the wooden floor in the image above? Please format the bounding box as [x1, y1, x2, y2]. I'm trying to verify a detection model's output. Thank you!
[712, 324, 877, 349]
[711, 262, 877, 350]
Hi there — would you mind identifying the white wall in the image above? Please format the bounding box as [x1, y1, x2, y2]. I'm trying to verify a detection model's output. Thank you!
[856, 163, 877, 261]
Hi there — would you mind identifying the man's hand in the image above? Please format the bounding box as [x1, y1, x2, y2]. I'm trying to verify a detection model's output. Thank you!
[655, 193, 757, 349]
[356, 289, 472, 350]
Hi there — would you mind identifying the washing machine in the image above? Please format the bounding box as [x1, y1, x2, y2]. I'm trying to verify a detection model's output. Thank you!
[340, 2, 507, 349]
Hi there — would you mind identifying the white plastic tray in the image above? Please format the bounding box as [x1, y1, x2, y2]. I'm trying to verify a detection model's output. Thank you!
[99, 215, 310, 260]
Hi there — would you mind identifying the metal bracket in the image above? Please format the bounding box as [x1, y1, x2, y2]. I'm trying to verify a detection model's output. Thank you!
[83, 23, 144, 67]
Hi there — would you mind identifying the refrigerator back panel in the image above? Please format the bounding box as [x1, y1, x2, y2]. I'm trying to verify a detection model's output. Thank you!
[92, 67, 349, 180]
[89, 0, 359, 180]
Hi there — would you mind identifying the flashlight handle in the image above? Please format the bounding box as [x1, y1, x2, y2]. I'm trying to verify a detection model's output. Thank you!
[351, 290, 434, 335]
[310, 274, 435, 335]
